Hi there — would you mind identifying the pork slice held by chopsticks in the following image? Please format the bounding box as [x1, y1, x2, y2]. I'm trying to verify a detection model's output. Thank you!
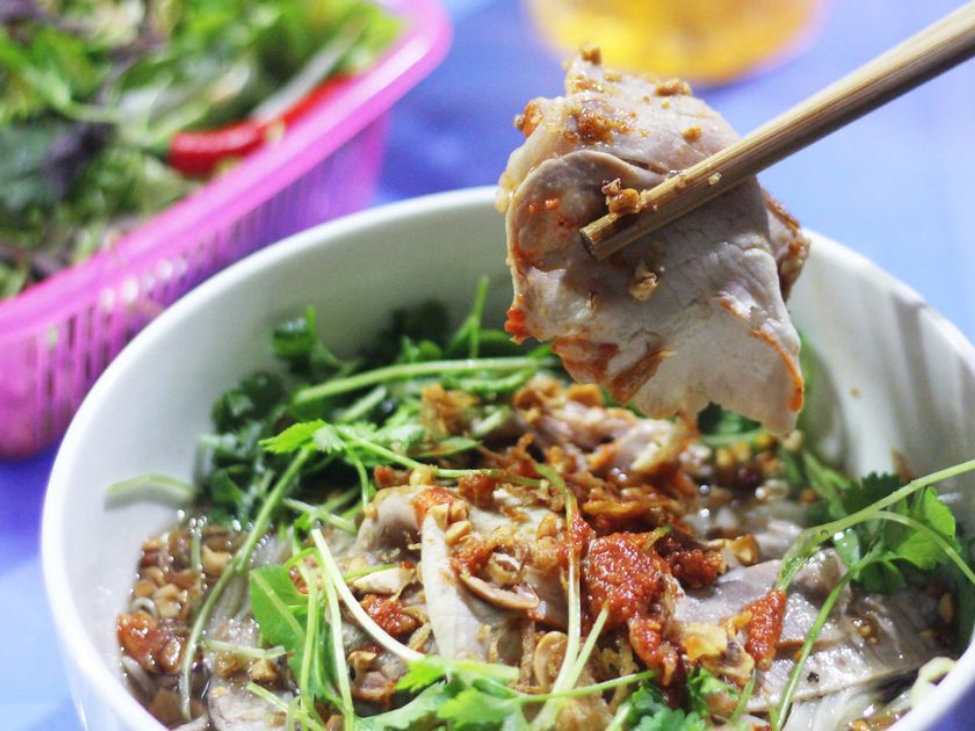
[496, 49, 808, 435]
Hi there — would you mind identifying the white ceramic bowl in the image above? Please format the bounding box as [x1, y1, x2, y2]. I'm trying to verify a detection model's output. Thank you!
[43, 187, 975, 730]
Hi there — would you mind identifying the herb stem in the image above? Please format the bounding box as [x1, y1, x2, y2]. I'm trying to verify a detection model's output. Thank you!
[284, 498, 357, 534]
[342, 563, 399, 581]
[604, 701, 631, 731]
[449, 275, 490, 358]
[778, 457, 975, 591]
[179, 560, 236, 719]
[247, 681, 291, 712]
[179, 449, 310, 719]
[773, 554, 872, 730]
[235, 450, 312, 572]
[528, 670, 654, 702]
[564, 605, 610, 692]
[190, 519, 203, 580]
[700, 428, 766, 449]
[730, 671, 756, 725]
[105, 473, 197, 507]
[311, 529, 423, 663]
[203, 639, 287, 660]
[322, 551, 355, 729]
[295, 356, 555, 405]
[532, 463, 582, 731]
[298, 564, 319, 720]
[338, 427, 540, 486]
[347, 447, 373, 509]
[337, 385, 387, 424]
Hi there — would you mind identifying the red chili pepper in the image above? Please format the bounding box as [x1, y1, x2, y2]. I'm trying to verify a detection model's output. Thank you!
[167, 75, 352, 177]
[168, 120, 268, 177]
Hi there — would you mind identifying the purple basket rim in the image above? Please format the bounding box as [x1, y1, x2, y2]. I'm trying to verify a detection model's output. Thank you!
[0, 0, 451, 338]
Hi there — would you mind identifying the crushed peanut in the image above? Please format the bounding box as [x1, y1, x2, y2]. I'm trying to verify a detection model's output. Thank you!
[580, 44, 602, 65]
[449, 500, 470, 523]
[655, 78, 692, 96]
[133, 579, 157, 599]
[144, 566, 165, 586]
[249, 659, 280, 685]
[629, 259, 659, 302]
[430, 503, 450, 531]
[444, 520, 473, 546]
[202, 545, 232, 576]
[939, 593, 955, 624]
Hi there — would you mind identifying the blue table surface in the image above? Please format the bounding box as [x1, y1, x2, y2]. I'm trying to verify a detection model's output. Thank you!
[3, 1, 974, 728]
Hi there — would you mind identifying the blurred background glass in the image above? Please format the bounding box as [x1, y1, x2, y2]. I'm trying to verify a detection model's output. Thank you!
[523, 0, 821, 84]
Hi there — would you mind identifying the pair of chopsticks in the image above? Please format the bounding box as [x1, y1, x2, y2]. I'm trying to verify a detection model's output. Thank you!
[581, 2, 975, 261]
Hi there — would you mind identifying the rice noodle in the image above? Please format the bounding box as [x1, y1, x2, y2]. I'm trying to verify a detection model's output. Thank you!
[910, 657, 956, 708]
[121, 655, 154, 696]
[781, 687, 876, 731]
[207, 573, 246, 633]
[129, 596, 159, 619]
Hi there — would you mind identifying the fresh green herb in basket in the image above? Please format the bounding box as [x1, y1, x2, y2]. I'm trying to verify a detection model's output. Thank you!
[0, 0, 399, 299]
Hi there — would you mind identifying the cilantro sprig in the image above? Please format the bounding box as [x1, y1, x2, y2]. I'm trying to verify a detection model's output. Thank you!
[607, 683, 709, 731]
[389, 655, 654, 730]
[771, 457, 975, 729]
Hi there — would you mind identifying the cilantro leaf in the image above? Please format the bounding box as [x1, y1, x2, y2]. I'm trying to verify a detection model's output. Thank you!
[212, 372, 287, 433]
[892, 486, 959, 570]
[945, 555, 975, 651]
[816, 470, 964, 593]
[361, 300, 450, 368]
[843, 472, 900, 515]
[261, 420, 329, 454]
[249, 566, 306, 651]
[437, 688, 524, 729]
[250, 565, 340, 704]
[634, 711, 708, 731]
[685, 667, 736, 719]
[358, 684, 450, 730]
[272, 307, 348, 380]
[626, 684, 708, 731]
[801, 451, 858, 522]
[856, 556, 907, 594]
[396, 656, 519, 693]
[396, 655, 452, 692]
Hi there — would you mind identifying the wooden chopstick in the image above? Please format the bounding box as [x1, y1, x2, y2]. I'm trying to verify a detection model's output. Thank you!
[581, 2, 975, 260]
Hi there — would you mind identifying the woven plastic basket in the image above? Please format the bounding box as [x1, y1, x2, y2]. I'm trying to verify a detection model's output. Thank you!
[0, 0, 450, 459]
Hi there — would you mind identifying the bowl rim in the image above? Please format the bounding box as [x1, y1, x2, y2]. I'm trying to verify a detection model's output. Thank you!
[42, 185, 975, 731]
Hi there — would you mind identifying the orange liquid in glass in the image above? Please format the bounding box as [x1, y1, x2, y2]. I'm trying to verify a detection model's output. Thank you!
[524, 0, 820, 85]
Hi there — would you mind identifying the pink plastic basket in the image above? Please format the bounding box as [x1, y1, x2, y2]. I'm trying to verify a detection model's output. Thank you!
[0, 0, 451, 459]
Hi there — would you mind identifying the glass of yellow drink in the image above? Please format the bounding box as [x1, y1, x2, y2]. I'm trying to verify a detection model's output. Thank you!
[523, 0, 822, 85]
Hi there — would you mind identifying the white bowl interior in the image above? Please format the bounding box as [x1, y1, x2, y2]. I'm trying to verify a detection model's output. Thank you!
[43, 187, 975, 730]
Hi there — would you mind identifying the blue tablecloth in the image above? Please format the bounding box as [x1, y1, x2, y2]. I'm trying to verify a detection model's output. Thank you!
[3, 1, 973, 727]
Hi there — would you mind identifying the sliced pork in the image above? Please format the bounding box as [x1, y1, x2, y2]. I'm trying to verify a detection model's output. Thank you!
[498, 50, 808, 434]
